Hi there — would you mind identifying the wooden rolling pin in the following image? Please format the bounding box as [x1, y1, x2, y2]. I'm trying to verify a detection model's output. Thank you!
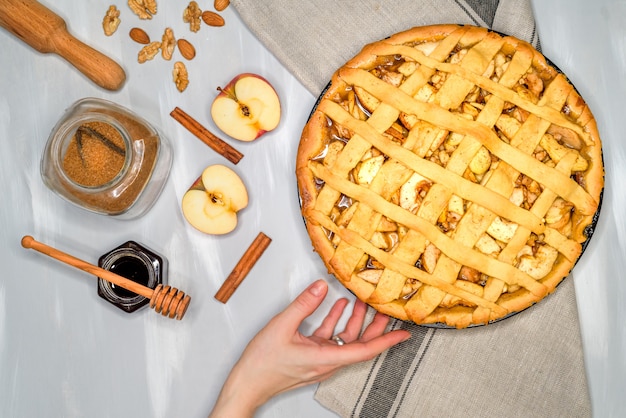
[21, 236, 191, 320]
[0, 0, 126, 91]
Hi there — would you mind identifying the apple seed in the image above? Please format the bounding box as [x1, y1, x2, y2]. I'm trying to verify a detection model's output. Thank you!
[217, 86, 250, 117]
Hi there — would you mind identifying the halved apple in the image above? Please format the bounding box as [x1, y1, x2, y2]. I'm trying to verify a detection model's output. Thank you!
[210, 73, 281, 142]
[181, 164, 248, 235]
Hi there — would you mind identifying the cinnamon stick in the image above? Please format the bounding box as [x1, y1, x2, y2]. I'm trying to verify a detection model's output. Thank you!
[170, 107, 243, 164]
[215, 232, 272, 303]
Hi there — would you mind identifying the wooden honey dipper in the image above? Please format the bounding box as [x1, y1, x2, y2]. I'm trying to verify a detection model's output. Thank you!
[21, 235, 191, 320]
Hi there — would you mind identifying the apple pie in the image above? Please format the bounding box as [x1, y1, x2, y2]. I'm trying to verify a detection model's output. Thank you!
[296, 24, 604, 328]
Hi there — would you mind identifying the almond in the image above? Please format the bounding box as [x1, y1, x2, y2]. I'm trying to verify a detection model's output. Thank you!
[202, 11, 225, 27]
[177, 39, 196, 60]
[214, 0, 230, 11]
[129, 27, 150, 44]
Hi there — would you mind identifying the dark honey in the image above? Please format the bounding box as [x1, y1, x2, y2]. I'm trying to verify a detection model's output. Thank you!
[108, 256, 150, 298]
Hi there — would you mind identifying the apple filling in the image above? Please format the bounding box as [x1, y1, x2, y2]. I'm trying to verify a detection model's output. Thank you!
[318, 49, 590, 300]
[297, 25, 603, 327]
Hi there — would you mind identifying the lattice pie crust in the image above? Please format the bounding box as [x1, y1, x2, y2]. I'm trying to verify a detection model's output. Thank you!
[296, 25, 604, 328]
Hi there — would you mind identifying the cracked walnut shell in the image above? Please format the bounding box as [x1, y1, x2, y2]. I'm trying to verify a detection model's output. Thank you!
[183, 1, 202, 33]
[128, 0, 157, 20]
[173, 62, 189, 92]
[138, 41, 161, 63]
[161, 28, 175, 61]
[102, 5, 121, 36]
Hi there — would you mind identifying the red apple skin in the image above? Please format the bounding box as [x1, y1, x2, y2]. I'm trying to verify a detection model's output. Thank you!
[248, 128, 268, 141]
[188, 175, 204, 191]
[181, 164, 249, 235]
[211, 73, 281, 141]
[217, 73, 276, 97]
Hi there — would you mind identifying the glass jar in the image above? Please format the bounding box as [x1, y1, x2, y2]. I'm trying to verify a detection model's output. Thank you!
[98, 240, 168, 313]
[41, 97, 172, 219]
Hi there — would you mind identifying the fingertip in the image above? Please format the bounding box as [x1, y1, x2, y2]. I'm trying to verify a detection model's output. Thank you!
[398, 330, 411, 342]
[382, 330, 412, 350]
[282, 280, 330, 328]
[308, 279, 328, 297]
[372, 311, 391, 323]
[331, 297, 349, 308]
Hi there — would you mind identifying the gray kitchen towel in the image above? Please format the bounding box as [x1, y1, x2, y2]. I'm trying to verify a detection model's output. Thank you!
[313, 279, 590, 417]
[230, 0, 591, 416]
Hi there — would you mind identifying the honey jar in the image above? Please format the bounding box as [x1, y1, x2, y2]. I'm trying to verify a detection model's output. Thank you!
[41, 97, 172, 219]
[97, 240, 167, 313]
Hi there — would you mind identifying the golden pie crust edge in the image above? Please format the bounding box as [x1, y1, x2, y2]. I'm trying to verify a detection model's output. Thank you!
[296, 24, 604, 328]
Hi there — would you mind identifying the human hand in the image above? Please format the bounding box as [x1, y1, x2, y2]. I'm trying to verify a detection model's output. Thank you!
[208, 279, 411, 417]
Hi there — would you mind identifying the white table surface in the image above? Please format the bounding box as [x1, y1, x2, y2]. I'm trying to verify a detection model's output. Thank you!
[1, 1, 624, 417]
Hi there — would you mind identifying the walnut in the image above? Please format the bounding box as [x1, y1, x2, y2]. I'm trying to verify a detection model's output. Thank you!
[138, 42, 161, 63]
[144, 0, 157, 14]
[183, 1, 202, 32]
[161, 28, 175, 61]
[173, 62, 189, 92]
[128, 0, 157, 20]
[102, 5, 121, 36]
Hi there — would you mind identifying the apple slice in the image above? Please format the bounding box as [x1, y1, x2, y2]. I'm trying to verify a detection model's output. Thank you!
[354, 86, 380, 114]
[181, 164, 248, 235]
[210, 73, 281, 142]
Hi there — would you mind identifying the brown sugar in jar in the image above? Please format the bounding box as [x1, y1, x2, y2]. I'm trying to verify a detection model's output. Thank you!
[41, 98, 172, 219]
[62, 121, 127, 187]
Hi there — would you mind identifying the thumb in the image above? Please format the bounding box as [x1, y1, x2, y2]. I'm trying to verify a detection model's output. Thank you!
[279, 279, 328, 331]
